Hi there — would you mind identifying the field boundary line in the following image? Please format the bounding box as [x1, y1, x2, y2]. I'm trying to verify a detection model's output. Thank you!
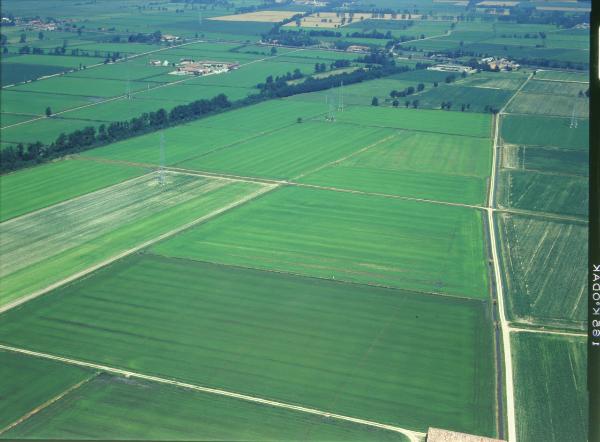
[0, 183, 277, 315]
[0, 344, 426, 442]
[509, 327, 585, 338]
[0, 372, 98, 436]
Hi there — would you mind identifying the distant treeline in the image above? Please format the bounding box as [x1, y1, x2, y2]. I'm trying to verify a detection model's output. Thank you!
[1, 58, 430, 173]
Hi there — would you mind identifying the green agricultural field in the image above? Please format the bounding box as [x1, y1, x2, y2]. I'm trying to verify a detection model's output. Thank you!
[521, 79, 588, 97]
[153, 186, 489, 298]
[10, 76, 144, 98]
[299, 130, 491, 205]
[501, 114, 589, 150]
[512, 333, 587, 442]
[181, 121, 395, 180]
[456, 71, 527, 91]
[534, 70, 589, 82]
[0, 172, 266, 305]
[3, 373, 409, 441]
[0, 90, 93, 115]
[0, 254, 496, 436]
[0, 116, 97, 145]
[0, 159, 145, 221]
[0, 350, 91, 430]
[506, 92, 588, 118]
[82, 100, 329, 165]
[333, 105, 491, 138]
[0, 114, 34, 128]
[410, 84, 513, 113]
[1, 63, 70, 87]
[497, 213, 587, 329]
[289, 78, 417, 106]
[496, 169, 587, 218]
[506, 145, 588, 176]
[83, 125, 258, 165]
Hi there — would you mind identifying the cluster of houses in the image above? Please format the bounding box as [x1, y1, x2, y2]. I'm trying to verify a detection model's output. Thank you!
[149, 58, 239, 76]
[480, 56, 520, 71]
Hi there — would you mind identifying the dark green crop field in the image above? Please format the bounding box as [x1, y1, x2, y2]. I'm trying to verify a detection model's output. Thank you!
[496, 169, 588, 218]
[0, 254, 496, 436]
[2, 373, 409, 441]
[512, 333, 587, 442]
[497, 213, 587, 330]
[501, 114, 588, 150]
[153, 186, 489, 298]
[0, 350, 91, 430]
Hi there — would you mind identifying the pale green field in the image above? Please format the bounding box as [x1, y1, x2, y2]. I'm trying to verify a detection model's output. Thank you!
[153, 186, 489, 298]
[0, 172, 265, 306]
[0, 159, 145, 222]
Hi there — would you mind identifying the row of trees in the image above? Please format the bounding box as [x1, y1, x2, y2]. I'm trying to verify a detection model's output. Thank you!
[256, 62, 419, 100]
[0, 94, 232, 172]
[390, 82, 425, 98]
[314, 61, 352, 74]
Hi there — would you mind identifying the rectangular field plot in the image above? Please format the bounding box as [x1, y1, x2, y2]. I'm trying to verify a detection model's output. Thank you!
[512, 333, 587, 442]
[0, 350, 91, 430]
[497, 213, 586, 329]
[455, 71, 528, 90]
[533, 70, 589, 82]
[81, 100, 328, 166]
[503, 145, 588, 177]
[501, 114, 588, 150]
[332, 105, 491, 138]
[411, 85, 513, 113]
[153, 186, 489, 298]
[496, 170, 587, 218]
[506, 92, 588, 118]
[3, 373, 409, 441]
[181, 122, 396, 180]
[299, 130, 491, 205]
[521, 79, 588, 97]
[0, 254, 496, 436]
[0, 159, 145, 222]
[0, 90, 93, 115]
[0, 172, 267, 306]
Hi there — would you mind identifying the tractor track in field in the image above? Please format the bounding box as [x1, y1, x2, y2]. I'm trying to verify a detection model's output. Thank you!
[0, 183, 277, 315]
[0, 344, 426, 442]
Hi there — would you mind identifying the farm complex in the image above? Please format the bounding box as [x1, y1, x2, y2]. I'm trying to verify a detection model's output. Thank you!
[0, 1, 590, 441]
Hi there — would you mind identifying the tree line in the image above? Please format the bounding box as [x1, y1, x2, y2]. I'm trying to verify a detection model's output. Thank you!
[0, 94, 232, 172]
